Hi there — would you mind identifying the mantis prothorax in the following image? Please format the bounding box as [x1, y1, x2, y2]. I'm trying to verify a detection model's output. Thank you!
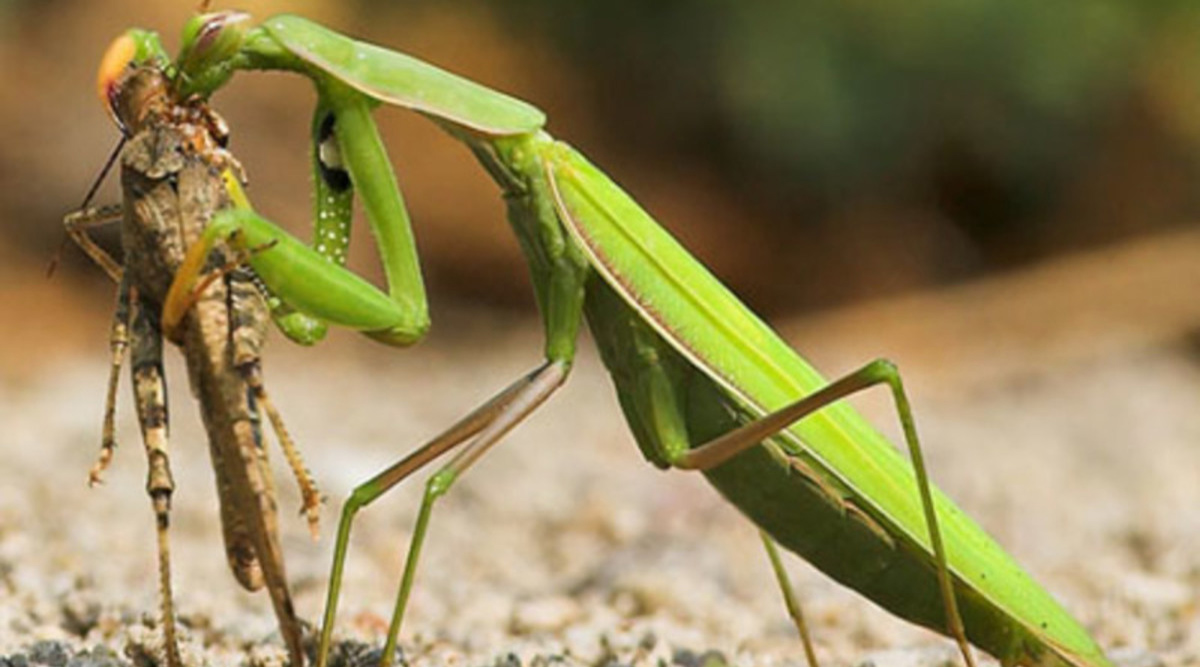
[87, 10, 1112, 667]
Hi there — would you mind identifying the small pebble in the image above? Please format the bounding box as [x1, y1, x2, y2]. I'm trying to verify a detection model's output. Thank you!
[491, 653, 521, 667]
[510, 597, 581, 635]
[28, 642, 68, 667]
[672, 649, 727, 667]
[65, 647, 126, 667]
[855, 646, 957, 667]
[1109, 646, 1165, 667]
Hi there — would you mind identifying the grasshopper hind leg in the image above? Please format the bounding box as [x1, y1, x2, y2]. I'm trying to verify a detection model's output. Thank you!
[224, 268, 311, 665]
[129, 293, 183, 667]
[229, 269, 322, 535]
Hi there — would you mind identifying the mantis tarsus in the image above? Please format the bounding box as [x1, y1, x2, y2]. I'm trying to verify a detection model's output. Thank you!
[83, 10, 1112, 667]
[66, 62, 318, 667]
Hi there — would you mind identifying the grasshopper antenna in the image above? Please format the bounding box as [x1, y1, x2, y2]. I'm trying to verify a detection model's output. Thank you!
[48, 135, 126, 278]
[79, 135, 126, 211]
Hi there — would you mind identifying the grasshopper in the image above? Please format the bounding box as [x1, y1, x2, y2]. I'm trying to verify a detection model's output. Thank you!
[64, 60, 318, 667]
[84, 9, 1112, 667]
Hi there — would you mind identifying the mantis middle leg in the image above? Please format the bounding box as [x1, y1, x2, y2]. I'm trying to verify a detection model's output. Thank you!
[314, 360, 569, 667]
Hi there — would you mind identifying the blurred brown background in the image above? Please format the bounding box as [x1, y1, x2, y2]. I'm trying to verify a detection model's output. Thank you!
[7, 0, 1200, 335]
[0, 1, 1198, 665]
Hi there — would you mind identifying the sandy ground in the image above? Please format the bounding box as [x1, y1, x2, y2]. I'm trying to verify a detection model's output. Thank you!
[0, 230, 1197, 667]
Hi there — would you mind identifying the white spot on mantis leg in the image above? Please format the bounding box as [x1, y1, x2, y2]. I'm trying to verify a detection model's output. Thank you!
[318, 134, 343, 172]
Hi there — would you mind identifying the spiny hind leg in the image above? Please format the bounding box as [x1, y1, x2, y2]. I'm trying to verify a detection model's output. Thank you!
[129, 295, 182, 667]
[227, 268, 308, 666]
[228, 269, 321, 535]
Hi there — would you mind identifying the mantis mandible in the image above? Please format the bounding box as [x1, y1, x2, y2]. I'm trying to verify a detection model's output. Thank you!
[90, 10, 1112, 667]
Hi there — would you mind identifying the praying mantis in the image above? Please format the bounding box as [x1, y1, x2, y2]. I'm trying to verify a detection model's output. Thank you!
[80, 9, 1113, 667]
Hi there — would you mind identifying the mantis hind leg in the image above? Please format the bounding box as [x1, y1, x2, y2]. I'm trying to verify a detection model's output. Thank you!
[760, 531, 820, 667]
[677, 360, 976, 667]
[315, 361, 569, 667]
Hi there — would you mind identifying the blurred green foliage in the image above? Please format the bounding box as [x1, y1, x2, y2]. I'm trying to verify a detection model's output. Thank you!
[18, 0, 1200, 311]
[488, 1, 1195, 185]
[379, 1, 1200, 246]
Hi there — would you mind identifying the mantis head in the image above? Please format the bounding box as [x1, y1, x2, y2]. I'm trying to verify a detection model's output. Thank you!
[96, 11, 251, 132]
[175, 11, 252, 96]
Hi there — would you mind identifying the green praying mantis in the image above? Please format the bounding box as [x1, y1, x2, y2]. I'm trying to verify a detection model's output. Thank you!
[82, 9, 1113, 667]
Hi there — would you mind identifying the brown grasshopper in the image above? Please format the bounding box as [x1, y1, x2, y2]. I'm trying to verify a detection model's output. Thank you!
[63, 65, 319, 667]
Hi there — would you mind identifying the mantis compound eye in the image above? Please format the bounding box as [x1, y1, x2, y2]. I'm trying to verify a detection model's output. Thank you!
[177, 11, 251, 81]
[97, 33, 138, 125]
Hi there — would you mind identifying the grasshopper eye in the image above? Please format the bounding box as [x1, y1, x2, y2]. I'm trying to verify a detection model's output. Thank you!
[97, 29, 169, 133]
[97, 33, 138, 124]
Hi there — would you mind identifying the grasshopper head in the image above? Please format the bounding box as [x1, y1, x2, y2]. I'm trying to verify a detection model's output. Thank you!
[97, 29, 168, 132]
